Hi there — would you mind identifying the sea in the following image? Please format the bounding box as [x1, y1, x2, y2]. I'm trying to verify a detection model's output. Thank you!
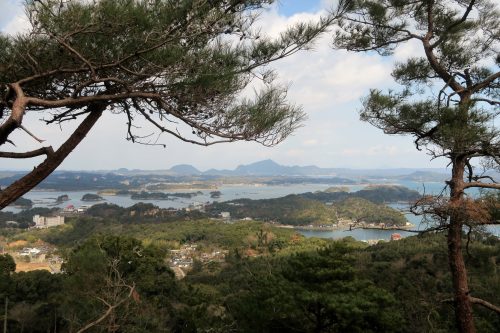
[4, 180, 499, 240]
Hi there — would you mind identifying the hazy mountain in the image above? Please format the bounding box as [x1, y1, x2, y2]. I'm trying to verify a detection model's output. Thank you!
[169, 164, 202, 175]
[200, 160, 447, 178]
[397, 171, 448, 182]
[202, 159, 335, 176]
[1, 160, 449, 179]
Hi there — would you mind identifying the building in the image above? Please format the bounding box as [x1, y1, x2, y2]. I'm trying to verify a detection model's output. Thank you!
[33, 215, 65, 229]
[391, 233, 402, 241]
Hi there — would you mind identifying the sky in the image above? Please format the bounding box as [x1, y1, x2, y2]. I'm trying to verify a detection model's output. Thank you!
[0, 0, 445, 171]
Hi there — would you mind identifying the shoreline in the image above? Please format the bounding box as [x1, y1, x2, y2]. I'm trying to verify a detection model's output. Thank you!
[274, 223, 415, 232]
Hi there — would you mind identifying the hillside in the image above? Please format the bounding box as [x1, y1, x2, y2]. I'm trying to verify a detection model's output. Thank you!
[207, 194, 407, 226]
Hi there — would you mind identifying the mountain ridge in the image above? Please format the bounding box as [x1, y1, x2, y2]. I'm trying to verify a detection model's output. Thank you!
[0, 160, 449, 178]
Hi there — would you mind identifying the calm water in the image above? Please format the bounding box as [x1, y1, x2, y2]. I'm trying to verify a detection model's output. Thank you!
[5, 180, 498, 240]
[5, 183, 365, 213]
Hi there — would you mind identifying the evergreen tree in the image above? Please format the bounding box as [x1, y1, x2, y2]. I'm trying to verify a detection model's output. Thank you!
[0, 0, 345, 208]
[333, 1, 499, 332]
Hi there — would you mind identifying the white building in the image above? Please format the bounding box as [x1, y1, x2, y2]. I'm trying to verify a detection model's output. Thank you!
[33, 215, 65, 229]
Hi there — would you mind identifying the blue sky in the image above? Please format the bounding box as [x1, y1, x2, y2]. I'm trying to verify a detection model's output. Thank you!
[277, 0, 324, 16]
[0, 0, 445, 171]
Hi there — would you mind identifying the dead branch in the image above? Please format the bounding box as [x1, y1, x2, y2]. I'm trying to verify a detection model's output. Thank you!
[75, 284, 135, 333]
[0, 147, 54, 159]
[469, 297, 500, 315]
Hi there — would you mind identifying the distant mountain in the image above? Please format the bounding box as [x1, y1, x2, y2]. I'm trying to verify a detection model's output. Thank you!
[199, 160, 448, 178]
[232, 159, 331, 176]
[0, 160, 450, 180]
[397, 171, 448, 182]
[204, 159, 338, 176]
[169, 164, 201, 175]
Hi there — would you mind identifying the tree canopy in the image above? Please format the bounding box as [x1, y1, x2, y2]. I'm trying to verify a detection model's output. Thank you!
[333, 1, 499, 332]
[0, 0, 344, 208]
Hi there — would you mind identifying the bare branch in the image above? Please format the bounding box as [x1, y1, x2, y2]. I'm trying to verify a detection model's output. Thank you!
[75, 284, 135, 333]
[19, 125, 45, 143]
[470, 98, 500, 106]
[469, 297, 500, 315]
[463, 182, 500, 190]
[0, 147, 54, 159]
[470, 71, 500, 93]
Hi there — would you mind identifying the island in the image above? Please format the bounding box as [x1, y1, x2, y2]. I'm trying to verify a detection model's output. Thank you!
[81, 193, 104, 201]
[11, 197, 33, 208]
[56, 194, 70, 203]
[210, 191, 222, 198]
[130, 191, 203, 200]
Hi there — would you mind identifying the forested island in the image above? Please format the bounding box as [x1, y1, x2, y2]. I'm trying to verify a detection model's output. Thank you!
[205, 185, 418, 227]
[10, 197, 33, 208]
[131, 191, 204, 200]
[81, 193, 104, 202]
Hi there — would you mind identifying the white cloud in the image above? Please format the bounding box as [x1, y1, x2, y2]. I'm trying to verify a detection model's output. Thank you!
[0, 2, 445, 171]
[2, 13, 29, 35]
[0, 0, 29, 35]
[393, 39, 425, 62]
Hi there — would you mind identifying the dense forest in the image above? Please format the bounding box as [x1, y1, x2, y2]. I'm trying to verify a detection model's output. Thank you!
[1, 218, 498, 332]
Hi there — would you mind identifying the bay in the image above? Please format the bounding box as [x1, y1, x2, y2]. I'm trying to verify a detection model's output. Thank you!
[4, 180, 498, 240]
[5, 183, 363, 213]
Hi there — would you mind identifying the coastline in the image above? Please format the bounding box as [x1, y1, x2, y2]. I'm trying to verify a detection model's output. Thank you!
[274, 223, 415, 232]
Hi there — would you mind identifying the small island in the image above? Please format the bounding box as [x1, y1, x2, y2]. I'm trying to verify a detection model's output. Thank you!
[56, 194, 70, 203]
[131, 191, 203, 200]
[81, 193, 104, 201]
[210, 191, 222, 198]
[11, 197, 33, 208]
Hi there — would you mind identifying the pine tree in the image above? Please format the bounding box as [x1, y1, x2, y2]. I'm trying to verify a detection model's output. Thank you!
[333, 1, 500, 332]
[0, 0, 344, 208]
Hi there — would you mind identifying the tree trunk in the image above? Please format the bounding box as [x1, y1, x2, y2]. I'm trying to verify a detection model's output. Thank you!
[0, 105, 104, 209]
[448, 158, 476, 333]
[3, 297, 7, 333]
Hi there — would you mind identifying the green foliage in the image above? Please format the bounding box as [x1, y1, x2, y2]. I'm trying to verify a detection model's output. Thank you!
[0, 0, 340, 149]
[0, 253, 15, 275]
[11, 197, 33, 208]
[81, 193, 103, 201]
[208, 190, 409, 226]
[60, 235, 177, 332]
[300, 185, 420, 204]
[182, 241, 403, 333]
[209, 195, 338, 225]
[0, 253, 15, 297]
[1, 222, 499, 332]
[336, 197, 406, 226]
[355, 233, 500, 333]
[334, 3, 500, 329]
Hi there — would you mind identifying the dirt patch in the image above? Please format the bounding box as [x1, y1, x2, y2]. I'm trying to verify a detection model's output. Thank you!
[15, 261, 52, 273]
[7, 240, 28, 249]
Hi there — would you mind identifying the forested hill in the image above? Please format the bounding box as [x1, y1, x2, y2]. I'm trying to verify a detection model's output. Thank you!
[206, 185, 417, 226]
[299, 185, 420, 204]
[206, 195, 408, 226]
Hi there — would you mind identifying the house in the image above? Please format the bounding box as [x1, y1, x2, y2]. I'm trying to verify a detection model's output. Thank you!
[33, 215, 65, 229]
[220, 212, 230, 219]
[391, 233, 402, 241]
